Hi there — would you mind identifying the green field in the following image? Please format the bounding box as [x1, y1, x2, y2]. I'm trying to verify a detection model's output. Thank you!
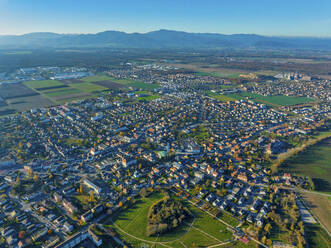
[71, 82, 107, 92]
[80, 75, 114, 83]
[305, 224, 331, 248]
[226, 92, 315, 106]
[197, 71, 242, 79]
[24, 80, 65, 89]
[138, 95, 159, 101]
[81, 74, 160, 90]
[109, 193, 233, 248]
[43, 88, 83, 97]
[281, 138, 331, 192]
[207, 91, 237, 102]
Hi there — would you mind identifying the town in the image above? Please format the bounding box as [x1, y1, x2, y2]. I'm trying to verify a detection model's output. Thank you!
[0, 63, 330, 248]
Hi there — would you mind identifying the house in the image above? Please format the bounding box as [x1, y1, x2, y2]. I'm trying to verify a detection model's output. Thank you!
[84, 178, 102, 194]
[63, 199, 77, 214]
[53, 192, 63, 202]
[63, 221, 74, 232]
[81, 210, 93, 222]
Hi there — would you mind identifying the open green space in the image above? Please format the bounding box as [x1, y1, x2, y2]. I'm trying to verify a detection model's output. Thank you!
[226, 92, 315, 106]
[71, 82, 108, 93]
[80, 74, 160, 90]
[305, 224, 331, 248]
[138, 95, 159, 101]
[109, 193, 233, 248]
[24, 80, 65, 89]
[43, 88, 83, 97]
[196, 70, 242, 79]
[80, 75, 114, 83]
[207, 91, 237, 102]
[281, 137, 331, 192]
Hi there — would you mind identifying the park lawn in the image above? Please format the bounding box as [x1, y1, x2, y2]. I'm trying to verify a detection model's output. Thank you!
[227, 92, 314, 106]
[111, 193, 233, 247]
[71, 82, 108, 93]
[281, 137, 331, 192]
[74, 194, 90, 206]
[138, 95, 159, 101]
[24, 80, 65, 89]
[207, 91, 237, 102]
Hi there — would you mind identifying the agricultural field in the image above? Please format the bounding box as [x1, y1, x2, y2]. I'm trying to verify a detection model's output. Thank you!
[70, 82, 108, 93]
[93, 80, 126, 90]
[226, 92, 315, 106]
[23, 80, 65, 89]
[302, 192, 331, 235]
[80, 74, 160, 90]
[108, 193, 234, 248]
[281, 137, 331, 192]
[197, 71, 242, 79]
[304, 223, 331, 248]
[0, 83, 39, 99]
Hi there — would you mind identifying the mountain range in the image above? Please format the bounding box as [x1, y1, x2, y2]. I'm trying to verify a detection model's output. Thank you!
[1, 29, 331, 50]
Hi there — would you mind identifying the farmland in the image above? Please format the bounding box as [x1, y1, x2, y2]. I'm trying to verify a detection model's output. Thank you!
[281, 137, 331, 192]
[302, 192, 331, 235]
[108, 193, 233, 248]
[226, 92, 314, 106]
[304, 223, 331, 248]
[23, 80, 65, 89]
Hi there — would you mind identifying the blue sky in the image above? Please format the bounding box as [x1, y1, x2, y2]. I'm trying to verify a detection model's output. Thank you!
[0, 0, 330, 36]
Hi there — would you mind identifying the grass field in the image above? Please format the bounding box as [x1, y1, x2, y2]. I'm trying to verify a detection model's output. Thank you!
[304, 223, 331, 248]
[302, 192, 331, 234]
[197, 71, 242, 79]
[80, 74, 160, 90]
[24, 80, 65, 89]
[80, 75, 114, 83]
[207, 91, 237, 102]
[109, 193, 233, 248]
[70, 82, 108, 93]
[281, 137, 331, 192]
[43, 88, 83, 97]
[226, 92, 315, 106]
[138, 95, 159, 101]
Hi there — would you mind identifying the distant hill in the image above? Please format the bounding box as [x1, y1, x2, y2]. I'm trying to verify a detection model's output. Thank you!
[1, 29, 331, 50]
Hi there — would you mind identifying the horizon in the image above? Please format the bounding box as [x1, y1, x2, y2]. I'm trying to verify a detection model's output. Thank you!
[1, 29, 331, 39]
[1, 0, 331, 37]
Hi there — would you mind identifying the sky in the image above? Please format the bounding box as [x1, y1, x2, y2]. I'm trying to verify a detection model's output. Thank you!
[0, 0, 331, 37]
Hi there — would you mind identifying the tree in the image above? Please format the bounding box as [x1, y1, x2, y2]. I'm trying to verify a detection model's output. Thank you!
[139, 187, 148, 198]
[261, 236, 267, 244]
[16, 175, 20, 185]
[79, 184, 84, 194]
[264, 223, 271, 234]
[89, 191, 95, 202]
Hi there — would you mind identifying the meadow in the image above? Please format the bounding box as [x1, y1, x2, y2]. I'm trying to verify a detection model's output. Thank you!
[109, 193, 233, 248]
[226, 92, 314, 106]
[23, 80, 65, 89]
[281, 138, 331, 192]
